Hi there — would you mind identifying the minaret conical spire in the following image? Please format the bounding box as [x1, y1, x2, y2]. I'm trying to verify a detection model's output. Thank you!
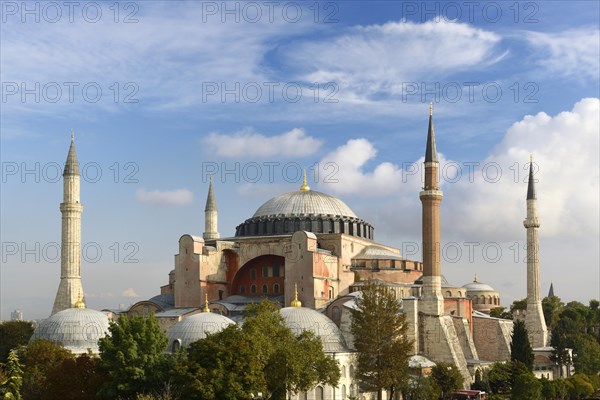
[425, 103, 438, 163]
[203, 176, 220, 240]
[64, 130, 80, 176]
[527, 154, 536, 200]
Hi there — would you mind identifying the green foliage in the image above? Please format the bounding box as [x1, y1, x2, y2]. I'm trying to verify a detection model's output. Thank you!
[44, 353, 106, 400]
[511, 299, 528, 314]
[350, 280, 412, 399]
[172, 300, 340, 400]
[0, 322, 34, 363]
[511, 371, 541, 400]
[542, 296, 564, 329]
[98, 314, 170, 399]
[487, 362, 512, 395]
[564, 375, 594, 400]
[569, 335, 600, 375]
[405, 375, 438, 400]
[430, 363, 464, 399]
[511, 319, 534, 371]
[489, 307, 512, 320]
[0, 350, 24, 400]
[18, 339, 73, 400]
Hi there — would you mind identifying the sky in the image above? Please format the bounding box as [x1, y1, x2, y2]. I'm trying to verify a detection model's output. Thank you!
[1, 1, 599, 320]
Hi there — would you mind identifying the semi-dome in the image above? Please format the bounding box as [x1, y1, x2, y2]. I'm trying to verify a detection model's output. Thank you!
[30, 308, 110, 354]
[236, 179, 373, 239]
[280, 306, 347, 353]
[352, 245, 403, 260]
[167, 312, 235, 352]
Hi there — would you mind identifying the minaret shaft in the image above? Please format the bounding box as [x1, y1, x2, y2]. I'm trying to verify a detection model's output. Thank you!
[52, 136, 84, 315]
[523, 161, 547, 347]
[420, 107, 444, 315]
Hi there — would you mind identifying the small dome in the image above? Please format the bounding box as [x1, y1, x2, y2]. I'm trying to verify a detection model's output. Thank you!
[30, 308, 110, 354]
[167, 312, 235, 350]
[253, 189, 357, 219]
[463, 276, 495, 292]
[280, 307, 347, 353]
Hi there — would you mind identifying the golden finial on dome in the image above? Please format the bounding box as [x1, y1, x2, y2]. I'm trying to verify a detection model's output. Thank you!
[74, 290, 85, 309]
[299, 169, 310, 191]
[429, 102, 433, 116]
[203, 293, 210, 313]
[473, 274, 478, 283]
[291, 284, 302, 307]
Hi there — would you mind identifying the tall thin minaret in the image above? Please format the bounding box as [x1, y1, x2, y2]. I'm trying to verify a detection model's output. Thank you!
[52, 131, 84, 315]
[203, 176, 219, 240]
[420, 104, 444, 315]
[523, 155, 548, 347]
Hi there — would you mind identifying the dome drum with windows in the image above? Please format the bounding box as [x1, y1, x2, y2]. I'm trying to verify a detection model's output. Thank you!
[235, 172, 373, 239]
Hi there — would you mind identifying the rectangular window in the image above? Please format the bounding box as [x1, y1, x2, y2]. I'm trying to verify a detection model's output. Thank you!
[273, 264, 280, 277]
[263, 265, 269, 277]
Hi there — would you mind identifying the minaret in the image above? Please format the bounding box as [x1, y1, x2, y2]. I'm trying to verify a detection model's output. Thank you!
[523, 155, 548, 347]
[203, 176, 219, 240]
[419, 104, 444, 315]
[52, 131, 84, 315]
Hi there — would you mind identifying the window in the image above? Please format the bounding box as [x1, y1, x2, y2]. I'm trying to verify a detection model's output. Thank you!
[250, 269, 257, 279]
[262, 284, 268, 294]
[273, 264, 280, 277]
[171, 339, 181, 353]
[273, 283, 280, 294]
[251, 284, 257, 294]
[240, 285, 246, 294]
[263, 265, 269, 277]
[341, 365, 346, 377]
[332, 306, 340, 323]
[329, 287, 334, 299]
[342, 385, 347, 399]
[316, 386, 324, 400]
[446, 290, 452, 297]
[349, 365, 355, 378]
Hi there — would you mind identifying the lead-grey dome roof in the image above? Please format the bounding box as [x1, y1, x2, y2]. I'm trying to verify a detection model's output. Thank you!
[167, 312, 235, 350]
[463, 281, 495, 292]
[353, 245, 403, 260]
[280, 307, 347, 353]
[30, 308, 110, 354]
[253, 190, 357, 218]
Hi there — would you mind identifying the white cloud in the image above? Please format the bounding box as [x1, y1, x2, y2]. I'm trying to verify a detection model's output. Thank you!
[525, 28, 600, 79]
[136, 188, 194, 205]
[121, 288, 140, 298]
[204, 128, 322, 157]
[282, 19, 503, 100]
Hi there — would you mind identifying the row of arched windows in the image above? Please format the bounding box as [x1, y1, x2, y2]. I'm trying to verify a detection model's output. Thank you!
[239, 283, 280, 295]
[471, 294, 500, 305]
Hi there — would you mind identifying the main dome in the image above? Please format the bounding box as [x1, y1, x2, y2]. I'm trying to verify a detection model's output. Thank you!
[253, 189, 357, 219]
[236, 187, 373, 239]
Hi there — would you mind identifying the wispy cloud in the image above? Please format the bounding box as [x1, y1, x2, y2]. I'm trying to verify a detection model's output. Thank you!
[525, 28, 600, 79]
[136, 188, 194, 205]
[204, 128, 322, 157]
[121, 288, 140, 298]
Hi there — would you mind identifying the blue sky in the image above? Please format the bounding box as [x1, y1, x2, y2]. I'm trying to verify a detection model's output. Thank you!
[1, 1, 599, 320]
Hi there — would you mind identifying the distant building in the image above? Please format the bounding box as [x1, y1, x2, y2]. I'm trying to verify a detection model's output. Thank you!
[10, 309, 23, 321]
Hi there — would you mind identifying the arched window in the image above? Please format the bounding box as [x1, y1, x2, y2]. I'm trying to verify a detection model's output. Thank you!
[262, 284, 268, 294]
[342, 385, 347, 398]
[251, 284, 257, 294]
[316, 386, 324, 400]
[458, 291, 462, 297]
[488, 295, 492, 304]
[473, 296, 478, 304]
[332, 306, 340, 323]
[329, 287, 334, 299]
[171, 339, 181, 353]
[240, 285, 246, 294]
[273, 283, 280, 294]
[349, 365, 355, 378]
[341, 365, 346, 377]
[445, 290, 452, 297]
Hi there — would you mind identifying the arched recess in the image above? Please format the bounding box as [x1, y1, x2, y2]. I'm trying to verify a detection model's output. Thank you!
[231, 254, 285, 297]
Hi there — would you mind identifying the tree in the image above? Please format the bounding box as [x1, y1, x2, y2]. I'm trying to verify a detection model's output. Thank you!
[0, 350, 23, 400]
[0, 322, 34, 363]
[511, 371, 541, 400]
[568, 334, 600, 375]
[45, 353, 107, 400]
[18, 339, 73, 400]
[542, 296, 564, 329]
[98, 314, 170, 399]
[430, 362, 464, 399]
[172, 300, 339, 400]
[489, 307, 512, 320]
[511, 320, 534, 371]
[350, 280, 413, 400]
[565, 375, 594, 400]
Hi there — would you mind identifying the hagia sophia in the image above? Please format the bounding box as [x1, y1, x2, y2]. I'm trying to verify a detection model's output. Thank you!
[31, 106, 564, 398]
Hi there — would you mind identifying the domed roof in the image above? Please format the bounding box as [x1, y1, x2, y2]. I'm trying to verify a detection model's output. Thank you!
[353, 245, 403, 260]
[167, 312, 235, 350]
[463, 275, 495, 292]
[279, 307, 347, 353]
[30, 308, 110, 354]
[253, 189, 357, 219]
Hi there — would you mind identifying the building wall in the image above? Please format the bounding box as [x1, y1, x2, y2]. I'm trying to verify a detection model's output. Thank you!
[472, 316, 512, 362]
